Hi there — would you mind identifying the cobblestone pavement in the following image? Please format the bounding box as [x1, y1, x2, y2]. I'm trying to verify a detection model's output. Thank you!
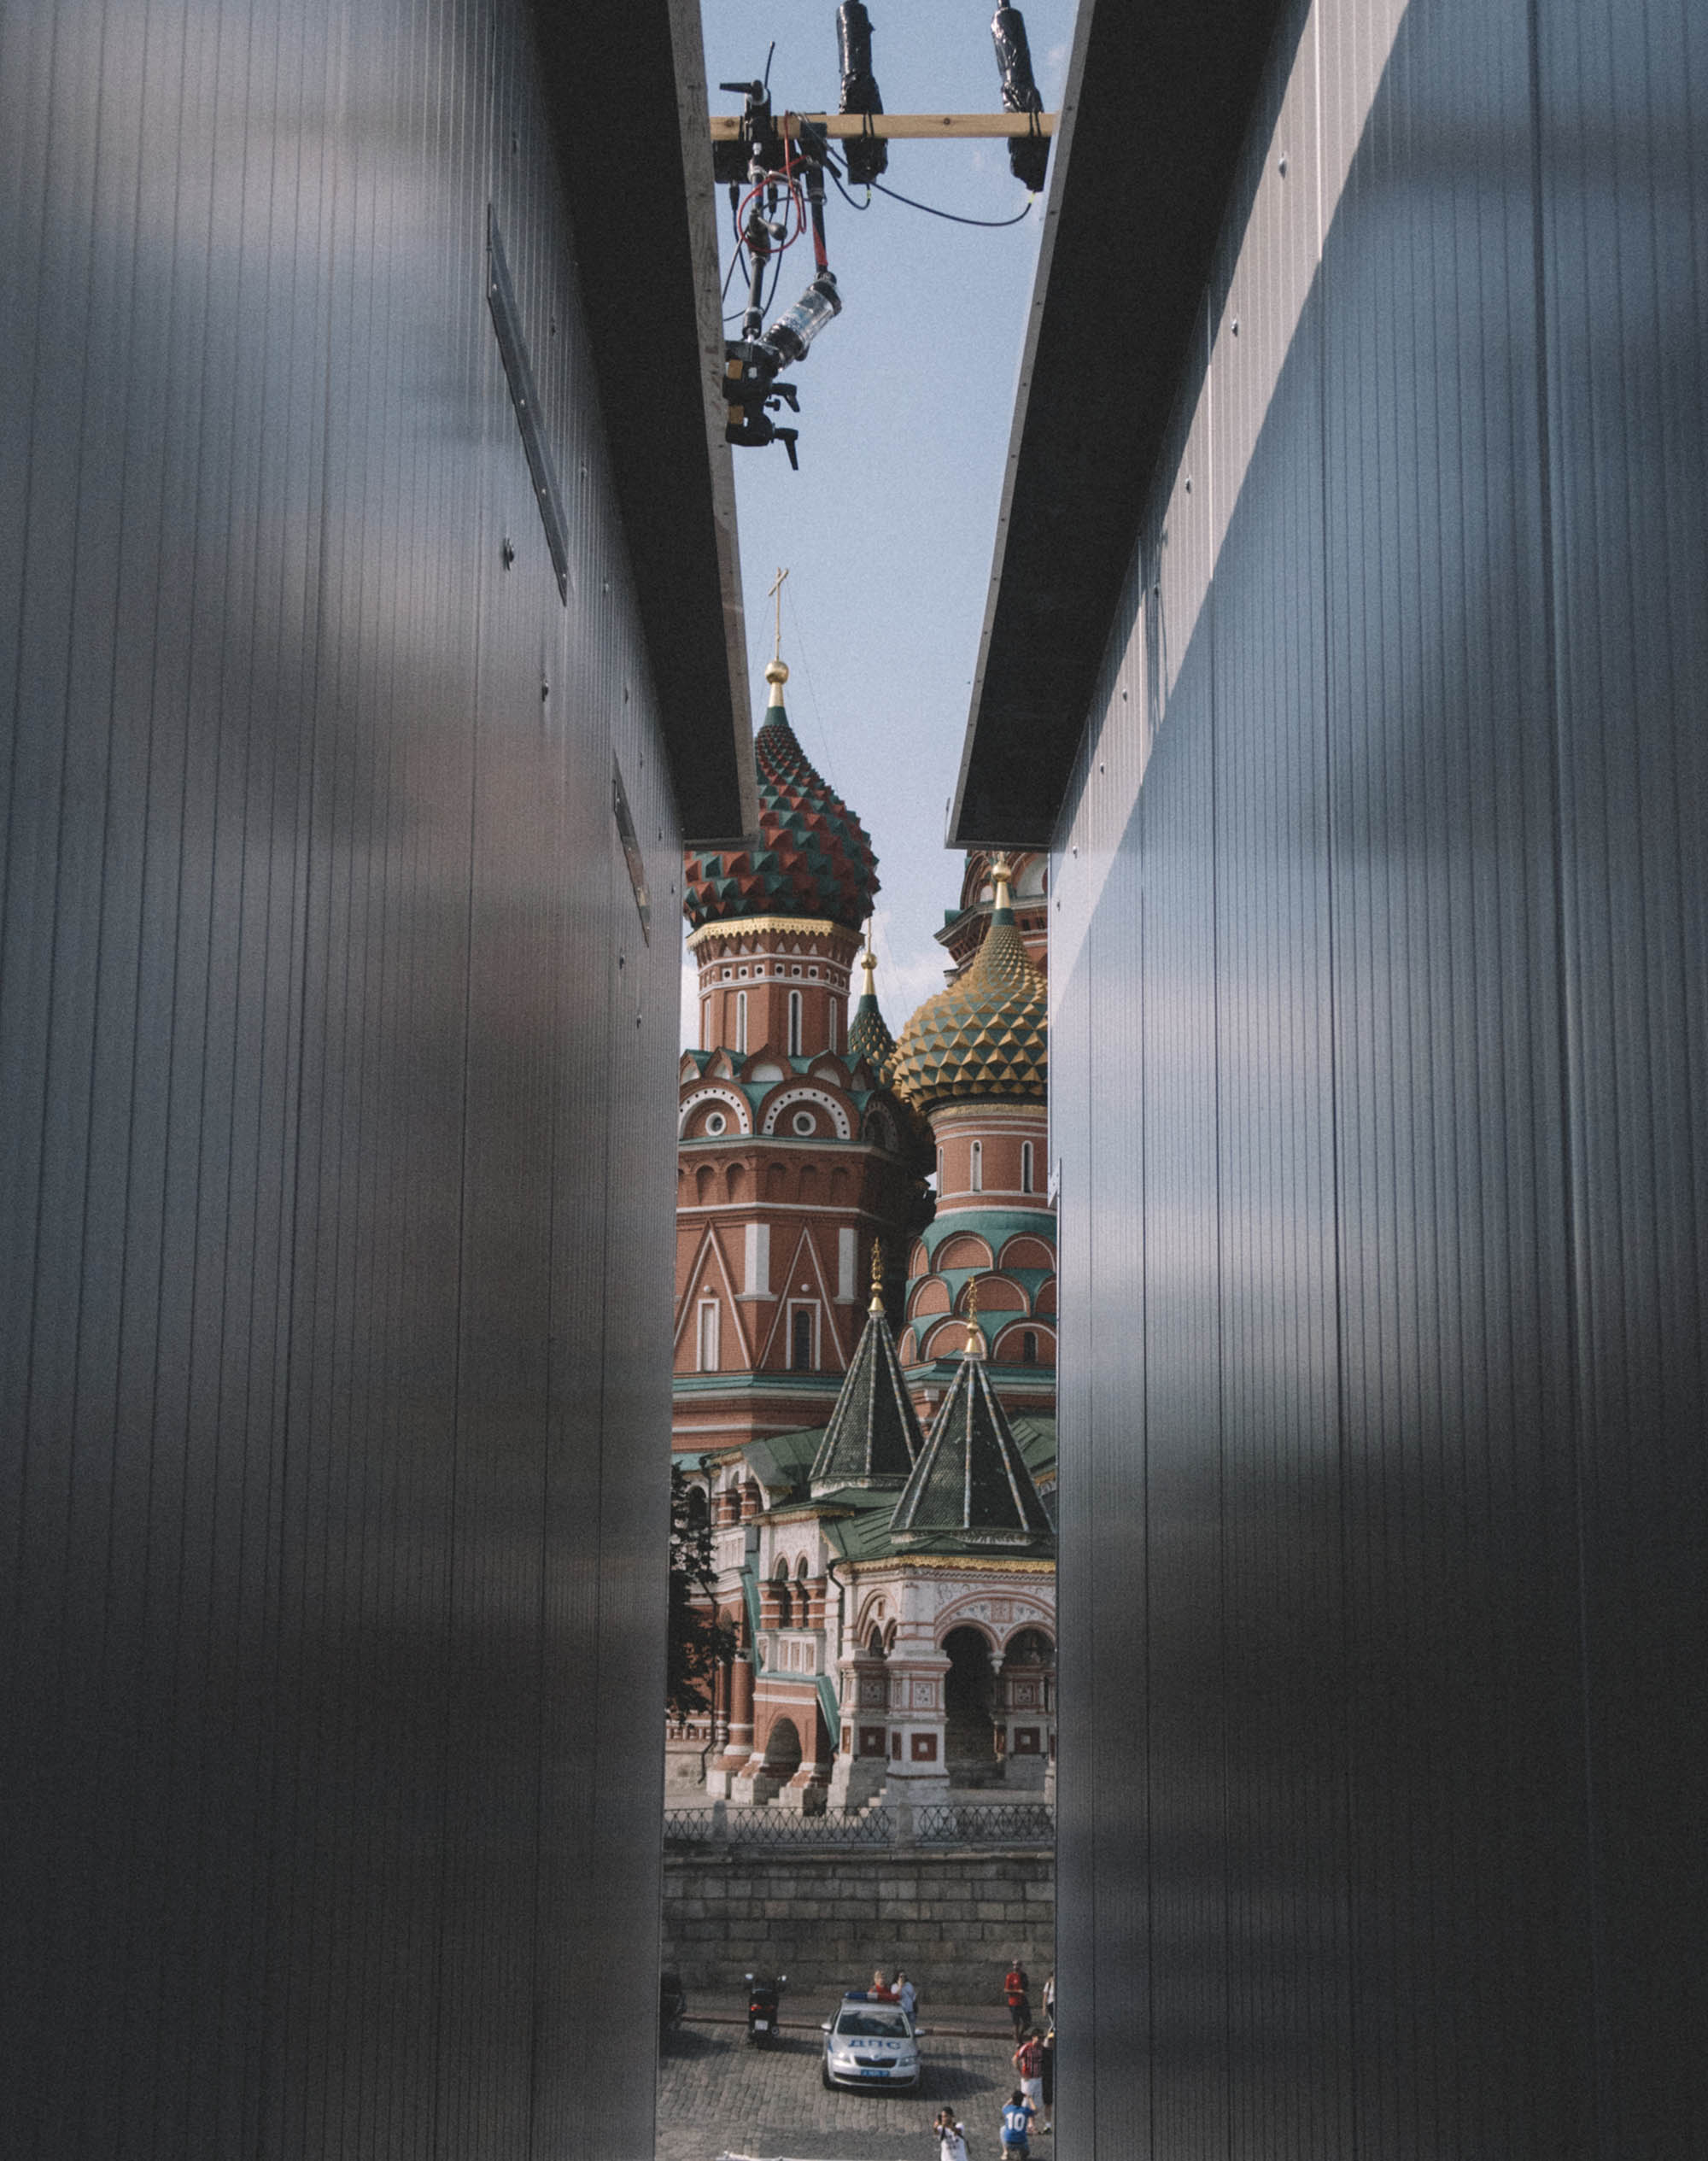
[656, 2013, 1032, 2161]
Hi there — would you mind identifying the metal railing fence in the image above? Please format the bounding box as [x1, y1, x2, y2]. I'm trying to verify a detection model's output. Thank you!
[662, 1799, 1054, 1849]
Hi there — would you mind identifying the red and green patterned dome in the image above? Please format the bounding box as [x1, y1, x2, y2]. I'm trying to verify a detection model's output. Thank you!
[683, 662, 879, 934]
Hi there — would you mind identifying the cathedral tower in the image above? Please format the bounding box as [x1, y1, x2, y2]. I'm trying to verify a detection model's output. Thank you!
[891, 854, 1056, 1423]
[672, 656, 928, 1454]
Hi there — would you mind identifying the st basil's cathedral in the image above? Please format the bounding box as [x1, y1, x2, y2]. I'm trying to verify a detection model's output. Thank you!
[670, 651, 1057, 1813]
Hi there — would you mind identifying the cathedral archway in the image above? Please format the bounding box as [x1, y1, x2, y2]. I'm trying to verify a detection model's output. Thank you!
[942, 1625, 998, 1785]
[999, 1629, 1056, 1779]
[762, 1716, 803, 1780]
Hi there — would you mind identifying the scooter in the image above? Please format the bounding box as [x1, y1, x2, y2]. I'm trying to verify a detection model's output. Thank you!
[745, 1971, 786, 2046]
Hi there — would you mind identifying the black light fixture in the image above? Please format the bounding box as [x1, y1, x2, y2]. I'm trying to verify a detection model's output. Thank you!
[835, 3, 888, 186]
[990, 6, 1049, 193]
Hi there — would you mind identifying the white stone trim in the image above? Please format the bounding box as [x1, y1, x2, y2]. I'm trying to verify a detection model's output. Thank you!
[680, 1084, 752, 1138]
[758, 1086, 853, 1140]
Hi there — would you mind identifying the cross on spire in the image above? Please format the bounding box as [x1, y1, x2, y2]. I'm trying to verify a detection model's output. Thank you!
[767, 565, 789, 661]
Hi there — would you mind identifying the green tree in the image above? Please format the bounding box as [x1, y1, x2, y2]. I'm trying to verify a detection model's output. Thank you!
[667, 1464, 738, 1722]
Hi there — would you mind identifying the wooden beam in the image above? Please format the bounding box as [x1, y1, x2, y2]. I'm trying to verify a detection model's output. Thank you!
[710, 111, 1058, 142]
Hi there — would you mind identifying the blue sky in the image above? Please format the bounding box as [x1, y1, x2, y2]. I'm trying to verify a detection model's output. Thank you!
[685, 0, 1077, 1044]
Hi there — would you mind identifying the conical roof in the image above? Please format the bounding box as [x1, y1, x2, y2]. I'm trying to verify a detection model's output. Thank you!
[810, 1264, 923, 1496]
[890, 856, 1046, 1112]
[683, 661, 879, 934]
[887, 1324, 1054, 1549]
[846, 934, 896, 1080]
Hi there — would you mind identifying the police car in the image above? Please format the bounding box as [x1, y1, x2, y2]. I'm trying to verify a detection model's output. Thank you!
[819, 1991, 922, 2091]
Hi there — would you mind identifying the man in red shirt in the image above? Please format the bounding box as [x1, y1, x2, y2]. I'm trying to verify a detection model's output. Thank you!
[1003, 1959, 1031, 2040]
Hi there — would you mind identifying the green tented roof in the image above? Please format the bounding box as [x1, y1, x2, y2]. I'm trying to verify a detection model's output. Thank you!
[809, 1300, 924, 1496]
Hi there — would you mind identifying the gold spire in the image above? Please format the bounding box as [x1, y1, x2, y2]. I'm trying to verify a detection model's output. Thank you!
[859, 919, 878, 996]
[965, 1276, 983, 1356]
[989, 852, 1015, 909]
[869, 1239, 886, 1315]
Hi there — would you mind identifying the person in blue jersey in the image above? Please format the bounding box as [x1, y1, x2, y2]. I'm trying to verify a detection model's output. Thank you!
[999, 2088, 1036, 2158]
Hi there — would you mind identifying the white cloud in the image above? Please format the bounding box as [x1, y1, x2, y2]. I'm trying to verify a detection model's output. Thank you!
[867, 906, 952, 1027]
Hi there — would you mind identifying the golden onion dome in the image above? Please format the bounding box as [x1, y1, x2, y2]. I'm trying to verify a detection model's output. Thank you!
[890, 856, 1047, 1112]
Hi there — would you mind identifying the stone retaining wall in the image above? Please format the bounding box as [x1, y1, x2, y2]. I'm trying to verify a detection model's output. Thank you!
[661, 1847, 1054, 2006]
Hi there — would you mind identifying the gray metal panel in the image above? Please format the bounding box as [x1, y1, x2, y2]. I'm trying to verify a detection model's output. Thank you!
[1211, 280, 1352, 2160]
[1043, 0, 1706, 2152]
[0, 0, 693, 2152]
[1320, 7, 1594, 2146]
[1538, 2, 1708, 2146]
[1134, 635, 1227, 2161]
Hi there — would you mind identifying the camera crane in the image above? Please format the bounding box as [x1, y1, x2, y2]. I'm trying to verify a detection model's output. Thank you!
[715, 5, 1059, 469]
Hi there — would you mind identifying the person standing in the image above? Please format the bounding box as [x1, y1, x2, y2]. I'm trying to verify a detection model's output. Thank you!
[1038, 2023, 1055, 2134]
[999, 2089, 1036, 2159]
[896, 1971, 917, 2019]
[1003, 1957, 1031, 2041]
[1042, 1971, 1056, 2026]
[1013, 2028, 1044, 2123]
[934, 2109, 969, 2161]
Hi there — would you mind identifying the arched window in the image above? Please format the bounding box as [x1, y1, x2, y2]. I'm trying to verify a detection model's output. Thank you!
[774, 1561, 793, 1627]
[1021, 1139, 1033, 1193]
[696, 1297, 719, 1372]
[790, 1305, 814, 1372]
[736, 990, 748, 1054]
[700, 996, 711, 1050]
[1022, 1330, 1038, 1366]
[970, 1139, 983, 1193]
[787, 989, 802, 1056]
[828, 1000, 838, 1053]
[936, 1147, 945, 1187]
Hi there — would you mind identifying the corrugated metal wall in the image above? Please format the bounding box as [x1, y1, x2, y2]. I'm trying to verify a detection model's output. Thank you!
[0, 1, 684, 2153]
[1051, 0, 1706, 2152]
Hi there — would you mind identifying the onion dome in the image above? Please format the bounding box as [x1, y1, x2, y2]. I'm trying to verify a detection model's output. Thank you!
[683, 659, 879, 933]
[890, 855, 1047, 1111]
[846, 932, 896, 1080]
[810, 1249, 923, 1496]
[888, 1297, 1053, 1550]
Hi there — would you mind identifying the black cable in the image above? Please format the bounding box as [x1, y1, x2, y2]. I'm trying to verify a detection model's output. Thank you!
[762, 39, 775, 92]
[868, 177, 1034, 227]
[831, 172, 873, 213]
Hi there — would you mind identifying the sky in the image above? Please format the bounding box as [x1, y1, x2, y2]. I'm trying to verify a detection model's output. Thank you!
[684, 0, 1078, 1045]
